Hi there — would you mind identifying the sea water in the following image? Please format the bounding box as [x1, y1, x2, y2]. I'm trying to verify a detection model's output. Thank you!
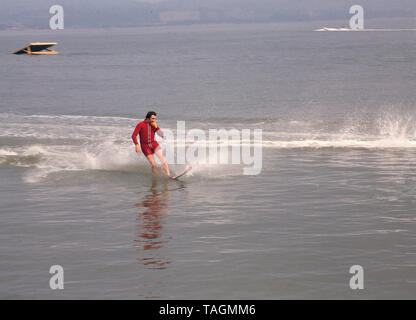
[1, 22, 416, 299]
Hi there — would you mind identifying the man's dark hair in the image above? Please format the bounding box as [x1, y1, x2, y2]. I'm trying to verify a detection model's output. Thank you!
[145, 111, 157, 119]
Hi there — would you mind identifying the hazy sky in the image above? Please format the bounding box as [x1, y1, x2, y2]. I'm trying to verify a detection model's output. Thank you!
[0, 0, 414, 29]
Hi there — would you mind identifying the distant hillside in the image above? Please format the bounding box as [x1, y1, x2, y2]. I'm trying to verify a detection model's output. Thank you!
[0, 0, 414, 29]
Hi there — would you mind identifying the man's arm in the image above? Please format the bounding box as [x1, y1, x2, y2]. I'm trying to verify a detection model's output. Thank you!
[132, 123, 141, 153]
[156, 127, 164, 138]
[152, 122, 165, 138]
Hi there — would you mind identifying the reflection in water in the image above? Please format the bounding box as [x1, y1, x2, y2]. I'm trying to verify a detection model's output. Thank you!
[135, 177, 171, 270]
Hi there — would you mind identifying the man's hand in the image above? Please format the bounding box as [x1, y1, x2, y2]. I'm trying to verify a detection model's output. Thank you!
[151, 121, 158, 129]
[135, 144, 140, 153]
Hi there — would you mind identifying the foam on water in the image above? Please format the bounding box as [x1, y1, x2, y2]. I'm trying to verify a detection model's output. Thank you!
[1, 107, 416, 182]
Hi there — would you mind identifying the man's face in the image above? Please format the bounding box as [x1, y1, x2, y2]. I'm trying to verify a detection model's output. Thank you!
[149, 115, 156, 123]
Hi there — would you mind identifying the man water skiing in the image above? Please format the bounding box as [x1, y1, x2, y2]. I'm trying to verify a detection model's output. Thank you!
[132, 111, 171, 177]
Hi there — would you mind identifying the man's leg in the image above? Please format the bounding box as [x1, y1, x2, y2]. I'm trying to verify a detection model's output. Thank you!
[154, 148, 170, 177]
[146, 154, 160, 176]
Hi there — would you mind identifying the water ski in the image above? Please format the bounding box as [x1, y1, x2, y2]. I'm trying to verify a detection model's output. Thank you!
[171, 166, 192, 180]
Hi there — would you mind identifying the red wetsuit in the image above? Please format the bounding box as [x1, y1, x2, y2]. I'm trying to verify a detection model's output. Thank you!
[132, 119, 164, 156]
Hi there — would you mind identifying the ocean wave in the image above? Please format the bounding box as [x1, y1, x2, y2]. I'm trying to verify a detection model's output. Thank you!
[262, 138, 416, 149]
[2, 108, 416, 182]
